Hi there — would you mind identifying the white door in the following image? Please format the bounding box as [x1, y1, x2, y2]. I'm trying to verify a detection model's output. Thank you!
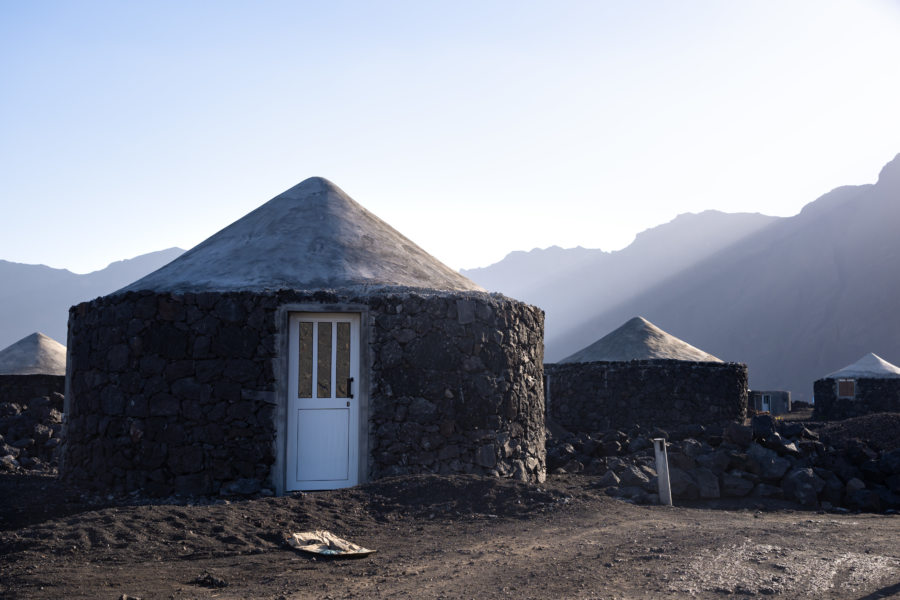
[761, 394, 771, 413]
[286, 313, 360, 491]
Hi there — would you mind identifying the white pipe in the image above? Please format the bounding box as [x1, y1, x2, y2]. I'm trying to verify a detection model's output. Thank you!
[652, 438, 673, 506]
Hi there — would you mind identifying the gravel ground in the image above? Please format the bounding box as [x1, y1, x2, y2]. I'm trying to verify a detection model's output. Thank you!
[2, 472, 899, 599]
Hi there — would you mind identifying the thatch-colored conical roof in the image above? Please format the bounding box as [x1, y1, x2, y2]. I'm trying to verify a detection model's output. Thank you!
[120, 177, 483, 294]
[0, 332, 66, 375]
[823, 352, 900, 379]
[560, 316, 722, 363]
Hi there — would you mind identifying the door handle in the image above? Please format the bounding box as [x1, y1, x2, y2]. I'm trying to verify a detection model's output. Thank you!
[347, 377, 354, 399]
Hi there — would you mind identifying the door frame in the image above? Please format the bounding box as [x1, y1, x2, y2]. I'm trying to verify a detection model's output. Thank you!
[272, 303, 370, 496]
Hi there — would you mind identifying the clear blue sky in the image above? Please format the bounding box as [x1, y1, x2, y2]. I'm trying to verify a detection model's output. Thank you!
[2, 1, 899, 273]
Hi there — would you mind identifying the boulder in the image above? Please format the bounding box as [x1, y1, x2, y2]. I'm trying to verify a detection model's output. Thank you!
[680, 438, 708, 458]
[782, 468, 825, 506]
[860, 460, 885, 484]
[628, 437, 651, 454]
[846, 488, 881, 512]
[618, 464, 650, 487]
[600, 440, 621, 457]
[721, 473, 755, 497]
[691, 467, 720, 499]
[696, 450, 730, 474]
[562, 459, 584, 474]
[887, 474, 900, 494]
[723, 423, 752, 447]
[844, 439, 877, 465]
[751, 414, 776, 440]
[814, 469, 844, 506]
[746, 443, 791, 481]
[668, 467, 699, 500]
[880, 449, 900, 475]
[845, 477, 867, 495]
[668, 452, 696, 471]
[597, 470, 620, 488]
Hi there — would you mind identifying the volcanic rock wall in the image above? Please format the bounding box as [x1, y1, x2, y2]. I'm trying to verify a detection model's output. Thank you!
[0, 375, 65, 405]
[546, 360, 747, 432]
[367, 294, 545, 482]
[813, 378, 900, 420]
[63, 290, 545, 496]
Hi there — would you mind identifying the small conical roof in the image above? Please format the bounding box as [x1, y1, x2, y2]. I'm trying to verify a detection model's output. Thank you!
[824, 352, 900, 379]
[120, 177, 484, 294]
[0, 332, 66, 375]
[560, 316, 722, 363]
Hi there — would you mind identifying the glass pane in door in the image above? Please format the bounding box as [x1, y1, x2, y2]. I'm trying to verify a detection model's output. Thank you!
[317, 322, 332, 398]
[297, 322, 313, 398]
[336, 322, 351, 397]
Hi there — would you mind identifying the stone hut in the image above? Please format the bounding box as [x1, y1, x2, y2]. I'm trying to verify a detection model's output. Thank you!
[813, 353, 900, 420]
[546, 317, 747, 432]
[62, 178, 545, 496]
[0, 332, 66, 404]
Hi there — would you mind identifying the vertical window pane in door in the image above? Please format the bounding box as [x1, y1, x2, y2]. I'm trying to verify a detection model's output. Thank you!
[298, 322, 313, 398]
[336, 322, 350, 397]
[317, 322, 332, 398]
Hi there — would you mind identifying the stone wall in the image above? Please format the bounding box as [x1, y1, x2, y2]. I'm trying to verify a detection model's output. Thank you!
[547, 414, 900, 512]
[0, 374, 65, 405]
[813, 378, 900, 420]
[546, 360, 747, 433]
[367, 294, 545, 483]
[64, 291, 281, 496]
[63, 289, 545, 496]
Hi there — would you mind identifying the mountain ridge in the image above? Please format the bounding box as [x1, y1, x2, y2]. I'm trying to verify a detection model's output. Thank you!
[467, 153, 900, 401]
[0, 248, 185, 348]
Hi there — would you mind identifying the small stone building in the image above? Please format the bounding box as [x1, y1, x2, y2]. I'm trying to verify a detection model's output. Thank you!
[813, 353, 900, 420]
[0, 332, 66, 404]
[748, 390, 791, 416]
[546, 317, 747, 432]
[62, 177, 545, 496]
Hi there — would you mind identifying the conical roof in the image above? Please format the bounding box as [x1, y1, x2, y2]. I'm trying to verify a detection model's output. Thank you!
[120, 177, 484, 294]
[824, 352, 900, 379]
[0, 332, 66, 376]
[560, 316, 722, 363]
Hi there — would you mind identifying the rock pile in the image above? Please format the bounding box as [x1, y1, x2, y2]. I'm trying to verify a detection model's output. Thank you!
[547, 414, 900, 512]
[0, 392, 64, 473]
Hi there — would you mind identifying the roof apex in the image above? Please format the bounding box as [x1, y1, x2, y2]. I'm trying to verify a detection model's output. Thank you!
[120, 178, 483, 294]
[824, 352, 900, 379]
[0, 331, 67, 375]
[560, 316, 722, 363]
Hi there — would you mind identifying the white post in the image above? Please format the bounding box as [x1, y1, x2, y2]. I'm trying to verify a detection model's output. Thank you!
[652, 438, 673, 506]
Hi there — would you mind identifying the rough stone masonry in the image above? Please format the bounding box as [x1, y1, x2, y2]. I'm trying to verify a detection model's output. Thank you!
[546, 359, 747, 432]
[63, 289, 546, 496]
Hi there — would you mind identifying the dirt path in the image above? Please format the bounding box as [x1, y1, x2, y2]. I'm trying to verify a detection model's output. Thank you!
[2, 474, 899, 599]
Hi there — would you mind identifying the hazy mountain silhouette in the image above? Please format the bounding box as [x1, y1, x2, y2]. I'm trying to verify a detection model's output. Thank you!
[463, 210, 777, 356]
[565, 154, 900, 401]
[468, 153, 900, 402]
[0, 248, 184, 349]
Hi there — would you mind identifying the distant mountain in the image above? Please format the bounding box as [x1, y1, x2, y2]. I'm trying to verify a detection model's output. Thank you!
[467, 153, 900, 402]
[463, 210, 778, 358]
[0, 248, 185, 349]
[561, 154, 900, 401]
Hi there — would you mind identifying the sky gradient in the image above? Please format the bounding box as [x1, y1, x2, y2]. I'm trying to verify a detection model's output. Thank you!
[2, 1, 899, 274]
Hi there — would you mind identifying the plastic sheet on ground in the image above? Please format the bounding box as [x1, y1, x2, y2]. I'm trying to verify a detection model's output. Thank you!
[287, 530, 376, 558]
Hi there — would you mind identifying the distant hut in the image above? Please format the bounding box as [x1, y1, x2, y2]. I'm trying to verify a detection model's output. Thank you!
[0, 332, 66, 404]
[62, 177, 545, 496]
[748, 390, 791, 416]
[546, 317, 747, 432]
[813, 353, 900, 420]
